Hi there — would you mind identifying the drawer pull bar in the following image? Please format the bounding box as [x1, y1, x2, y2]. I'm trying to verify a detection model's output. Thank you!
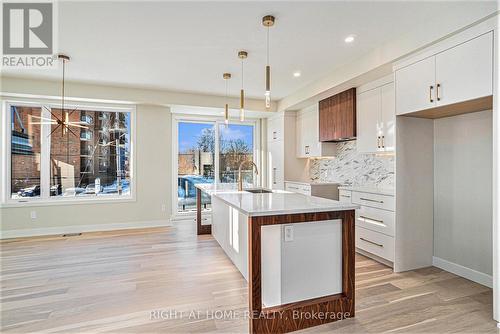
[360, 237, 384, 247]
[340, 195, 351, 198]
[359, 215, 385, 226]
[359, 197, 384, 203]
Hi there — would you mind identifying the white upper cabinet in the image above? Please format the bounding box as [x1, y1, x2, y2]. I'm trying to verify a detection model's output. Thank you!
[267, 116, 282, 142]
[296, 104, 336, 158]
[395, 56, 436, 115]
[267, 140, 284, 190]
[395, 31, 493, 116]
[357, 76, 395, 153]
[380, 83, 395, 151]
[435, 32, 493, 107]
[357, 87, 380, 153]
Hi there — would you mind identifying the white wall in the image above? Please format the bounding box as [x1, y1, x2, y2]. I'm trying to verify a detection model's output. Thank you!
[0, 102, 172, 238]
[433, 110, 493, 277]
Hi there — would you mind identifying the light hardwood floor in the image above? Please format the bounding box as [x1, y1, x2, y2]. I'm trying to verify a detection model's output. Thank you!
[1, 222, 497, 333]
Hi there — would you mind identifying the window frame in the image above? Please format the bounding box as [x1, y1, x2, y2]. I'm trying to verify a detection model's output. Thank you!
[1, 99, 136, 207]
[171, 114, 261, 217]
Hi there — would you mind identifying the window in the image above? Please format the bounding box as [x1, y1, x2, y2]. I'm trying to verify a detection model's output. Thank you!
[10, 106, 42, 198]
[6, 103, 133, 202]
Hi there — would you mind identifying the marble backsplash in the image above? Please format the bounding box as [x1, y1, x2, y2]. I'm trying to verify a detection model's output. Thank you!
[309, 140, 395, 188]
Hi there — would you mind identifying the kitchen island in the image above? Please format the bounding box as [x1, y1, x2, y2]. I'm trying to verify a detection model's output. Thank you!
[195, 184, 358, 334]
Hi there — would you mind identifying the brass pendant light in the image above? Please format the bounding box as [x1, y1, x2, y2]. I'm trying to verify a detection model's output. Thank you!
[262, 15, 275, 109]
[238, 50, 248, 122]
[223, 72, 231, 125]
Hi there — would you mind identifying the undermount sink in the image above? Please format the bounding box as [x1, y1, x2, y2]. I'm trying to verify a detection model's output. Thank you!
[245, 188, 273, 194]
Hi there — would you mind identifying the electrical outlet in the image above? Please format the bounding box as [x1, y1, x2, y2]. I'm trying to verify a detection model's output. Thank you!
[284, 225, 294, 242]
[30, 211, 37, 220]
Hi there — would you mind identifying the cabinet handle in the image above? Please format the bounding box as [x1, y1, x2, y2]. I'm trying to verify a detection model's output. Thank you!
[359, 215, 385, 225]
[436, 83, 441, 101]
[273, 168, 277, 184]
[273, 131, 277, 140]
[340, 195, 351, 198]
[377, 136, 380, 149]
[429, 85, 434, 103]
[359, 197, 384, 204]
[305, 145, 310, 155]
[382, 135, 385, 148]
[360, 237, 384, 247]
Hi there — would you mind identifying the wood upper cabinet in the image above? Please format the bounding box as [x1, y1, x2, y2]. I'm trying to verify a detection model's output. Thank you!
[319, 88, 356, 142]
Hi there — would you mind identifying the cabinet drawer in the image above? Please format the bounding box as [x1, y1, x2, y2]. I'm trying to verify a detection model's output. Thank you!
[356, 226, 394, 262]
[338, 190, 352, 203]
[352, 191, 394, 211]
[355, 206, 395, 237]
[285, 182, 311, 196]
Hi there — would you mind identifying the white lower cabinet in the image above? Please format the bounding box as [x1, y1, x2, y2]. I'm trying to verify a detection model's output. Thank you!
[284, 182, 340, 200]
[339, 188, 395, 265]
[356, 226, 395, 262]
[338, 189, 352, 203]
[285, 182, 311, 195]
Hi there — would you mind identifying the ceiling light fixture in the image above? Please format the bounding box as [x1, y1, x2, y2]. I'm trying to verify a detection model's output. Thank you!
[30, 54, 88, 138]
[223, 72, 231, 125]
[293, 71, 301, 78]
[262, 15, 275, 109]
[238, 50, 248, 122]
[344, 35, 355, 43]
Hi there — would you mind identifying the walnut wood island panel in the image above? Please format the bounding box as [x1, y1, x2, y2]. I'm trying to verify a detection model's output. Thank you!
[248, 210, 355, 334]
[195, 184, 358, 334]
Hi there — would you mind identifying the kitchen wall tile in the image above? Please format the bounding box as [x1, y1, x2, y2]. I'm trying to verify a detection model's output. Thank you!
[309, 141, 394, 187]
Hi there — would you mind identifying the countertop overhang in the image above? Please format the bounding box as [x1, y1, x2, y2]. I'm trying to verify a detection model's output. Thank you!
[195, 183, 358, 217]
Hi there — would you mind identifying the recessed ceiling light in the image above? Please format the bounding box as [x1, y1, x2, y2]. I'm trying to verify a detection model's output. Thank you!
[293, 71, 301, 77]
[344, 35, 355, 43]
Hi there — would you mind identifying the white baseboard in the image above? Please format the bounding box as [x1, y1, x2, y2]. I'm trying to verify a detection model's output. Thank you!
[0, 219, 172, 239]
[432, 256, 493, 288]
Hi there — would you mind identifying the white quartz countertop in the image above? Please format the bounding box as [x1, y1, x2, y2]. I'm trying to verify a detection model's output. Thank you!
[285, 180, 341, 186]
[338, 185, 395, 196]
[195, 183, 358, 216]
[195, 183, 239, 195]
[215, 192, 358, 217]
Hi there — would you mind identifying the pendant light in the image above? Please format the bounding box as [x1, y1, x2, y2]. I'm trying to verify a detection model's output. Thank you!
[262, 15, 275, 109]
[223, 72, 231, 125]
[238, 50, 247, 122]
[30, 54, 87, 138]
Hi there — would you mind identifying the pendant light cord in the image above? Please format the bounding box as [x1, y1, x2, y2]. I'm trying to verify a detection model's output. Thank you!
[267, 26, 270, 65]
[62, 59, 65, 113]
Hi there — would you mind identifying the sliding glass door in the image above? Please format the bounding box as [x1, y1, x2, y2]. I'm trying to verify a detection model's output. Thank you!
[219, 123, 255, 185]
[175, 118, 257, 214]
[177, 122, 215, 212]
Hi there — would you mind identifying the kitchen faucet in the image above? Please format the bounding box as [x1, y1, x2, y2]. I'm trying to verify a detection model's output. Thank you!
[238, 161, 259, 191]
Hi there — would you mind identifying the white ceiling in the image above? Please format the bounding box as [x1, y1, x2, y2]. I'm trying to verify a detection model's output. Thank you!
[2, 1, 496, 100]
